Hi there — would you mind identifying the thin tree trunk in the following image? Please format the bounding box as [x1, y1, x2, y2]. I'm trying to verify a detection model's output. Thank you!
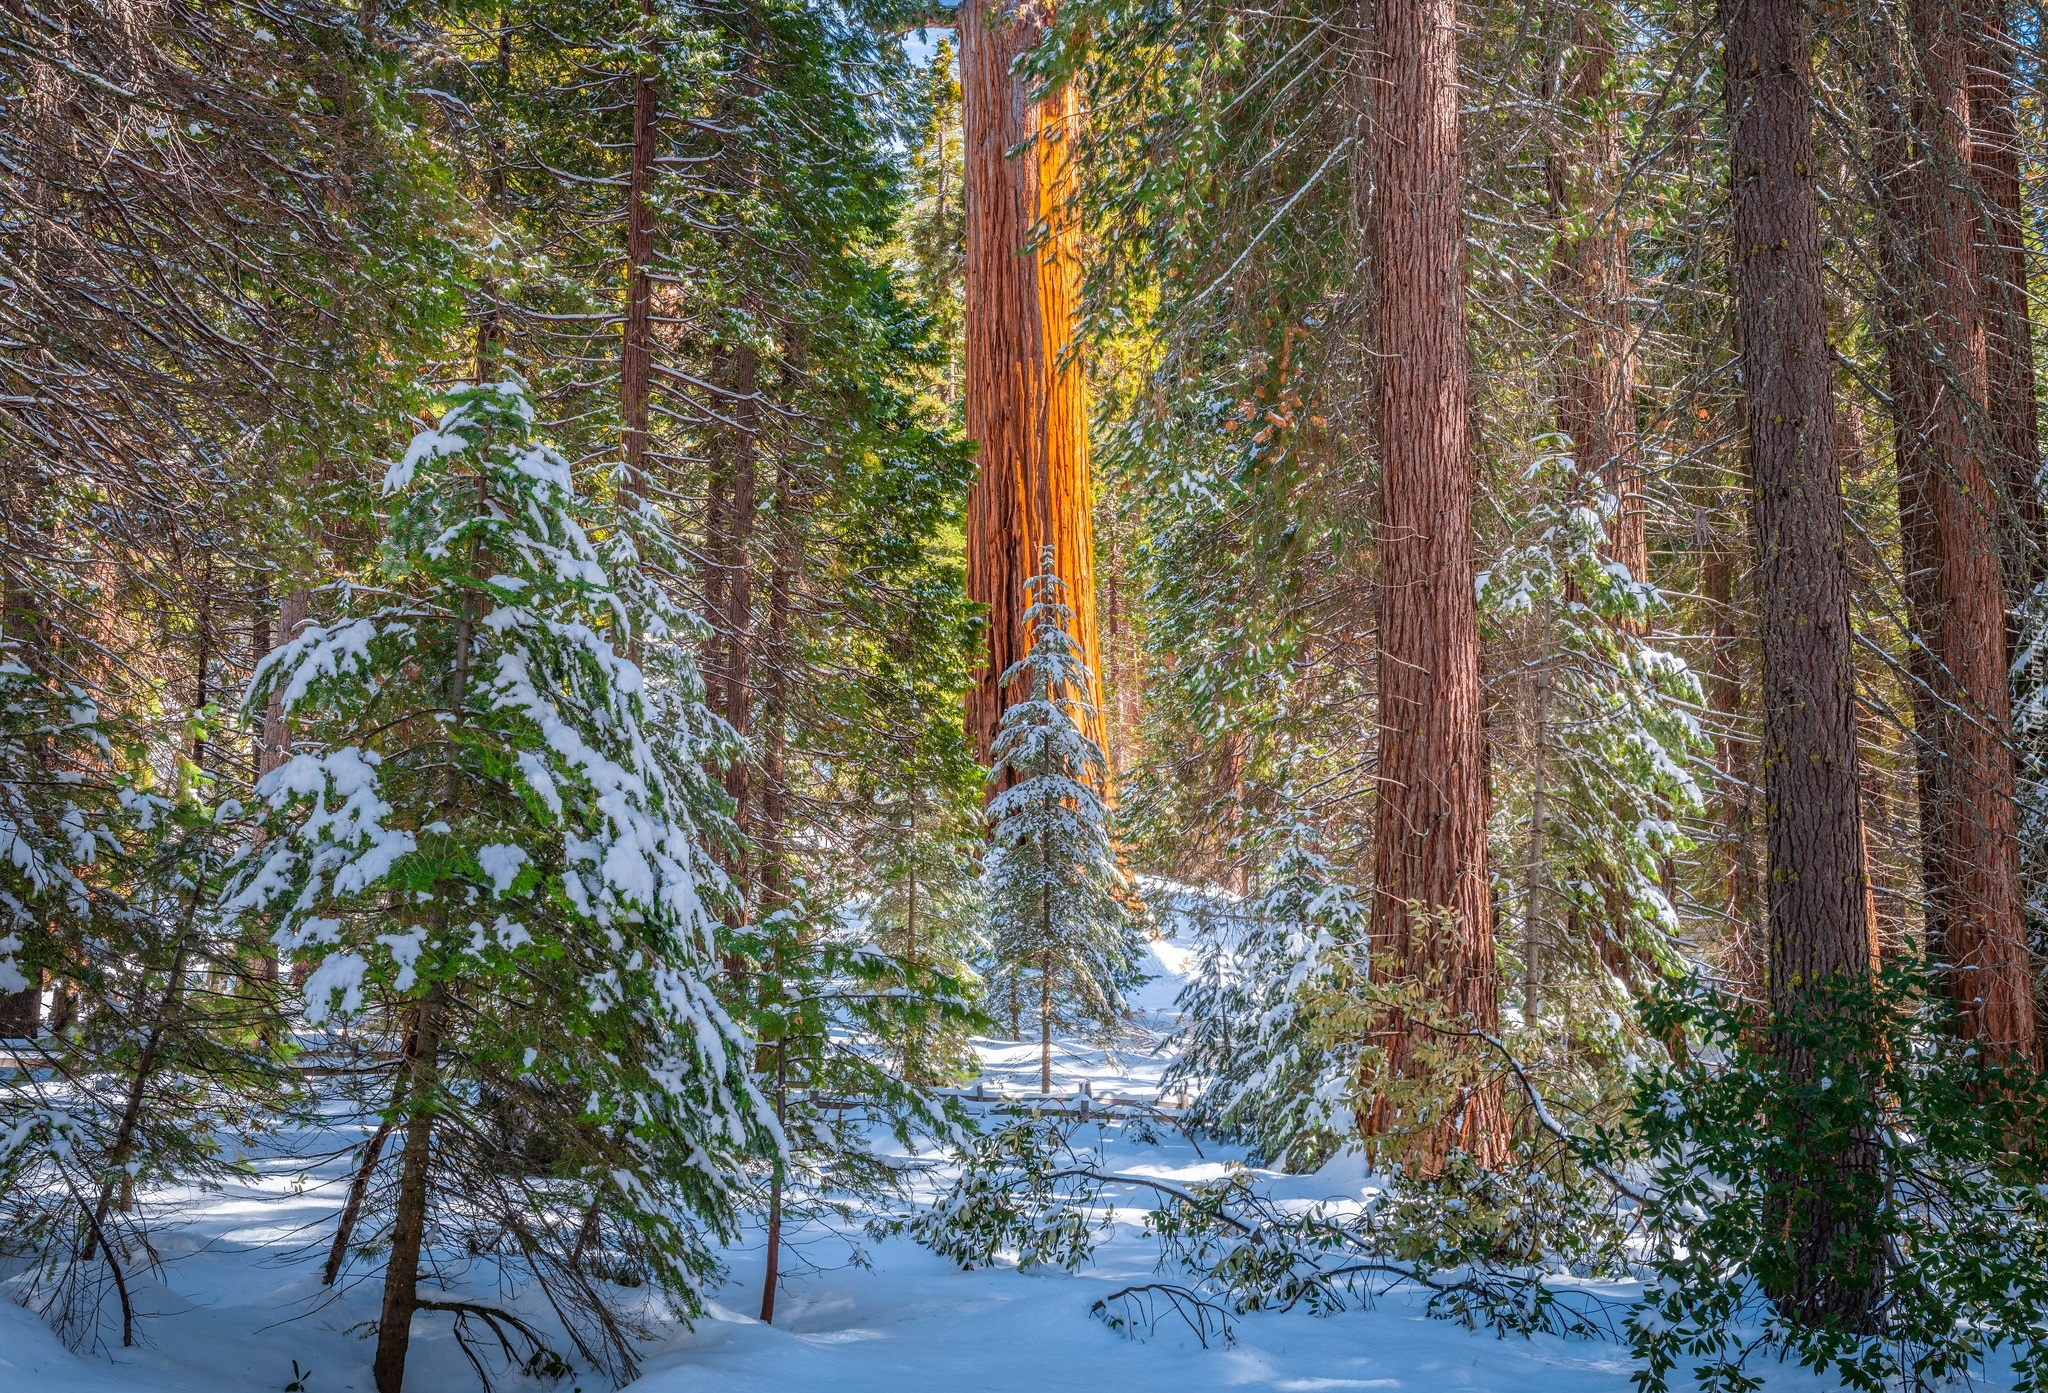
[1871, 6, 2031, 1057]
[324, 1104, 397, 1286]
[476, 20, 511, 385]
[1544, 1, 1644, 588]
[1524, 670, 1548, 1026]
[758, 1047, 787, 1323]
[720, 343, 761, 834]
[1698, 499, 1762, 989]
[1723, 0, 1879, 1328]
[621, 0, 657, 500]
[960, 0, 1105, 774]
[1361, 0, 1509, 1176]
[256, 588, 309, 1002]
[1039, 958, 1053, 1095]
[87, 903, 197, 1247]
[372, 984, 446, 1393]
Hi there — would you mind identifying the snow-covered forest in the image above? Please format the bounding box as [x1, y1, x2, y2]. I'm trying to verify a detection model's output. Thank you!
[6, 0, 2048, 1388]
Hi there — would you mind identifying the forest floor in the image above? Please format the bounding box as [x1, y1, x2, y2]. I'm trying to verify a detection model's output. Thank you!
[4, 930, 1858, 1393]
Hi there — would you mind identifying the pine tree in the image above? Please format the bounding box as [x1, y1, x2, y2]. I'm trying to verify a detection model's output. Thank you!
[228, 379, 774, 1389]
[983, 551, 1142, 1094]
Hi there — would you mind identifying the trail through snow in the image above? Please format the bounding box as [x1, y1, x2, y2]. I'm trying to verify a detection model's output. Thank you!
[1, 934, 1858, 1393]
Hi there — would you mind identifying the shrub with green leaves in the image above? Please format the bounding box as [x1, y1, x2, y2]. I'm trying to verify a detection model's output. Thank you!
[1615, 965, 2048, 1393]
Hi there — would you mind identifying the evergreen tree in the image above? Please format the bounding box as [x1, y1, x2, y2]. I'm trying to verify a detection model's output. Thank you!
[983, 551, 1143, 1094]
[1478, 446, 1709, 1018]
[1164, 813, 1368, 1169]
[228, 380, 773, 1389]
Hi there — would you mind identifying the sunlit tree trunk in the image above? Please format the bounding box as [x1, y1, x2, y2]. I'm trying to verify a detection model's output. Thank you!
[959, 0, 1104, 772]
[1724, 0, 1879, 1328]
[1360, 0, 1509, 1176]
[1872, 7, 2031, 1058]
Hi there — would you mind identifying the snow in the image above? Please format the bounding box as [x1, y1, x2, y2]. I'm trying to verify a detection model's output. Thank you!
[0, 918, 1925, 1393]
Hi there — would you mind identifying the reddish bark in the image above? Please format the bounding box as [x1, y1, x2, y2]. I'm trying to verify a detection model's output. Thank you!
[960, 0, 1104, 771]
[1360, 0, 1509, 1175]
[622, 2, 656, 499]
[1873, 7, 2031, 1058]
[1963, 6, 2045, 609]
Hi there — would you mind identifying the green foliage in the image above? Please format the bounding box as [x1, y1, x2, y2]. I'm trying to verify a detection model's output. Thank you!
[1164, 815, 1367, 1169]
[983, 560, 1145, 1054]
[1614, 966, 2048, 1393]
[725, 885, 981, 1236]
[907, 1117, 1119, 1272]
[1480, 446, 1709, 1000]
[0, 666, 296, 1351]
[229, 380, 772, 1378]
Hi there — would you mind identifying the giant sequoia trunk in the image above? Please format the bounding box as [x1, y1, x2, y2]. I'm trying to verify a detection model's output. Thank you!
[1360, 0, 1509, 1175]
[1964, 4, 2045, 612]
[1723, 0, 1880, 1327]
[1871, 5, 2032, 1059]
[959, 0, 1104, 770]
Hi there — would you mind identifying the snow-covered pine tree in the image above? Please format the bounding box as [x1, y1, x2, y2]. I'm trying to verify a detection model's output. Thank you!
[0, 646, 298, 1352]
[1478, 446, 1707, 1028]
[227, 379, 774, 1390]
[983, 550, 1142, 1094]
[1164, 813, 1368, 1169]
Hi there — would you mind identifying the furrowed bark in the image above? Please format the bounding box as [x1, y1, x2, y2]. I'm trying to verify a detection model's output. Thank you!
[1723, 0, 1879, 1327]
[1963, 4, 2045, 613]
[960, 0, 1104, 775]
[1544, 1, 1644, 588]
[1361, 0, 1510, 1175]
[1871, 7, 2031, 1058]
[622, 0, 657, 502]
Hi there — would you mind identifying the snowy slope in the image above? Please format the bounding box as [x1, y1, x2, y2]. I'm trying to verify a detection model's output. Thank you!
[0, 923, 1913, 1393]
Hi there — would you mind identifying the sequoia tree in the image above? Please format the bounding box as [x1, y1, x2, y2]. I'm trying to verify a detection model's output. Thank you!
[958, 0, 1105, 769]
[1361, 0, 1511, 1174]
[1870, 0, 2031, 1058]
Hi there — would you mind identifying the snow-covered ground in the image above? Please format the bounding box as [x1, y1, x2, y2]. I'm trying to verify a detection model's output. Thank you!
[1, 936, 1853, 1393]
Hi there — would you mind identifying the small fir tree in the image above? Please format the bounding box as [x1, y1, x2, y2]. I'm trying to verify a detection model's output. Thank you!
[1164, 812, 1368, 1168]
[0, 650, 295, 1352]
[983, 551, 1142, 1093]
[227, 379, 774, 1390]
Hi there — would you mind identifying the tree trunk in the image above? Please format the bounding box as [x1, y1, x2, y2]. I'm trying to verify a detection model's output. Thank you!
[720, 344, 761, 803]
[1723, 0, 1879, 1328]
[1360, 0, 1509, 1176]
[1544, 3, 1644, 588]
[325, 1110, 396, 1286]
[758, 1047, 787, 1323]
[255, 588, 310, 1003]
[1963, 5, 2044, 613]
[1039, 956, 1053, 1095]
[1699, 497, 1763, 990]
[621, 0, 657, 499]
[372, 986, 445, 1393]
[1523, 670, 1548, 1026]
[960, 0, 1104, 773]
[1871, 7, 2031, 1058]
